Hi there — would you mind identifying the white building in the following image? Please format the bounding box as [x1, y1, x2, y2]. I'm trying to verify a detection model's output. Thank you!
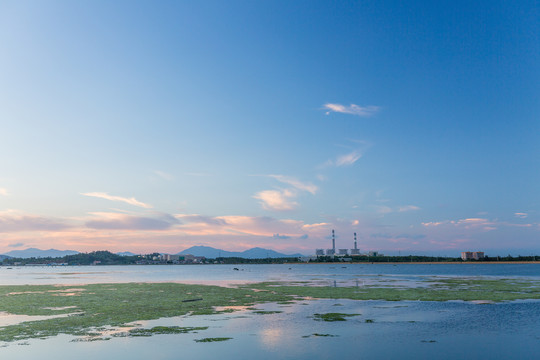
[461, 251, 485, 261]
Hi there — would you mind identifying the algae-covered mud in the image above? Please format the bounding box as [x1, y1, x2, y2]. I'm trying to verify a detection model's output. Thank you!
[243, 276, 540, 302]
[1, 276, 539, 344]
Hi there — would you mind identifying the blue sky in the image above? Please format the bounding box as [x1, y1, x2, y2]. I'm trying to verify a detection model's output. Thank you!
[0, 0, 538, 255]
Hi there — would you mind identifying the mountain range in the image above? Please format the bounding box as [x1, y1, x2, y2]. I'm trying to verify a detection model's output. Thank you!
[1, 248, 80, 259]
[177, 246, 304, 259]
[1, 247, 305, 259]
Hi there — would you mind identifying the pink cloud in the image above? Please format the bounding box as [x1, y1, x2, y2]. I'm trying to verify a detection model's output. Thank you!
[253, 189, 298, 211]
[0, 211, 70, 232]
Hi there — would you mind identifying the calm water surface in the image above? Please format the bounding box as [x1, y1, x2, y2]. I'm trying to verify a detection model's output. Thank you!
[1, 263, 539, 359]
[1, 263, 539, 286]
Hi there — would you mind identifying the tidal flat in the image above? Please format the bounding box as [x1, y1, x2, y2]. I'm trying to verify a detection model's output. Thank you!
[1, 276, 539, 344]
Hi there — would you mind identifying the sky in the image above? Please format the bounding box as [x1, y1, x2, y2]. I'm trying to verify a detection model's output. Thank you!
[0, 0, 538, 256]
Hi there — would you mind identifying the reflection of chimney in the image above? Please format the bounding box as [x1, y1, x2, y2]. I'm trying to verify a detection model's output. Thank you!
[354, 232, 357, 250]
[332, 229, 335, 252]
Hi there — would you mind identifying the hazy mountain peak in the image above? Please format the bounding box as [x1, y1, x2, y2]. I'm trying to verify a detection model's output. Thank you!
[2, 248, 79, 259]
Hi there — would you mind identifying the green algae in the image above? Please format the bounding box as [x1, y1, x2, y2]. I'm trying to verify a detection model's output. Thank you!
[125, 326, 208, 337]
[312, 313, 360, 322]
[0, 277, 539, 343]
[303, 333, 338, 338]
[195, 337, 232, 342]
[0, 282, 290, 342]
[252, 310, 283, 315]
[242, 277, 540, 303]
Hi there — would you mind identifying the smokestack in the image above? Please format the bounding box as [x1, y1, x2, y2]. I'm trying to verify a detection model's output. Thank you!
[332, 229, 335, 252]
[354, 232, 357, 250]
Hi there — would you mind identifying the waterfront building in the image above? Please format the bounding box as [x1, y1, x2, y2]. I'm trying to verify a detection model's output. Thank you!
[461, 251, 485, 260]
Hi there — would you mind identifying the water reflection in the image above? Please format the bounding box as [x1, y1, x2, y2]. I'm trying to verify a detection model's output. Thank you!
[259, 328, 284, 349]
[1, 298, 540, 359]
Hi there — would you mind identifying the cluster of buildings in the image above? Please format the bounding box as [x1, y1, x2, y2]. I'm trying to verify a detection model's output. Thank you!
[139, 254, 206, 264]
[315, 231, 486, 262]
[461, 251, 485, 261]
[315, 231, 381, 258]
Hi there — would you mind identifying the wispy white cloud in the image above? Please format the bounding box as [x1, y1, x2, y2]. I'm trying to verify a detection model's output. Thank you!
[375, 205, 393, 214]
[153, 170, 173, 181]
[422, 218, 496, 231]
[81, 192, 153, 209]
[253, 189, 298, 211]
[456, 218, 495, 228]
[374, 205, 420, 214]
[185, 172, 211, 177]
[422, 221, 445, 227]
[515, 212, 528, 218]
[253, 175, 319, 211]
[321, 139, 371, 168]
[370, 233, 426, 240]
[323, 103, 379, 117]
[300, 221, 326, 229]
[0, 188, 8, 196]
[398, 205, 421, 212]
[267, 175, 318, 194]
[323, 150, 363, 167]
[335, 151, 362, 166]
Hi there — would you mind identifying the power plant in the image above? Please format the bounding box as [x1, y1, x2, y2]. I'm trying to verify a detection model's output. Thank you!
[315, 230, 372, 257]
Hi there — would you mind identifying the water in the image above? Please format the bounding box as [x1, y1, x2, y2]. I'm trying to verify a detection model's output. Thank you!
[1, 263, 540, 359]
[2, 263, 539, 286]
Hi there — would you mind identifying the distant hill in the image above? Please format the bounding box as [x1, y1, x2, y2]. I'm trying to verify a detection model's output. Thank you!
[0, 255, 11, 261]
[178, 246, 304, 259]
[1, 248, 79, 259]
[240, 247, 304, 258]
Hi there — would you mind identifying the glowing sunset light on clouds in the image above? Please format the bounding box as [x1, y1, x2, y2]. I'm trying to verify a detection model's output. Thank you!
[0, 1, 538, 256]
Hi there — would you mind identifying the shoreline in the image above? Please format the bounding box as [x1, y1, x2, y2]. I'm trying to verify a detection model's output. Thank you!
[336, 261, 540, 265]
[2, 261, 540, 267]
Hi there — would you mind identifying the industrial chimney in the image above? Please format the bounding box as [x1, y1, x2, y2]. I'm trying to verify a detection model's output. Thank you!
[351, 232, 361, 255]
